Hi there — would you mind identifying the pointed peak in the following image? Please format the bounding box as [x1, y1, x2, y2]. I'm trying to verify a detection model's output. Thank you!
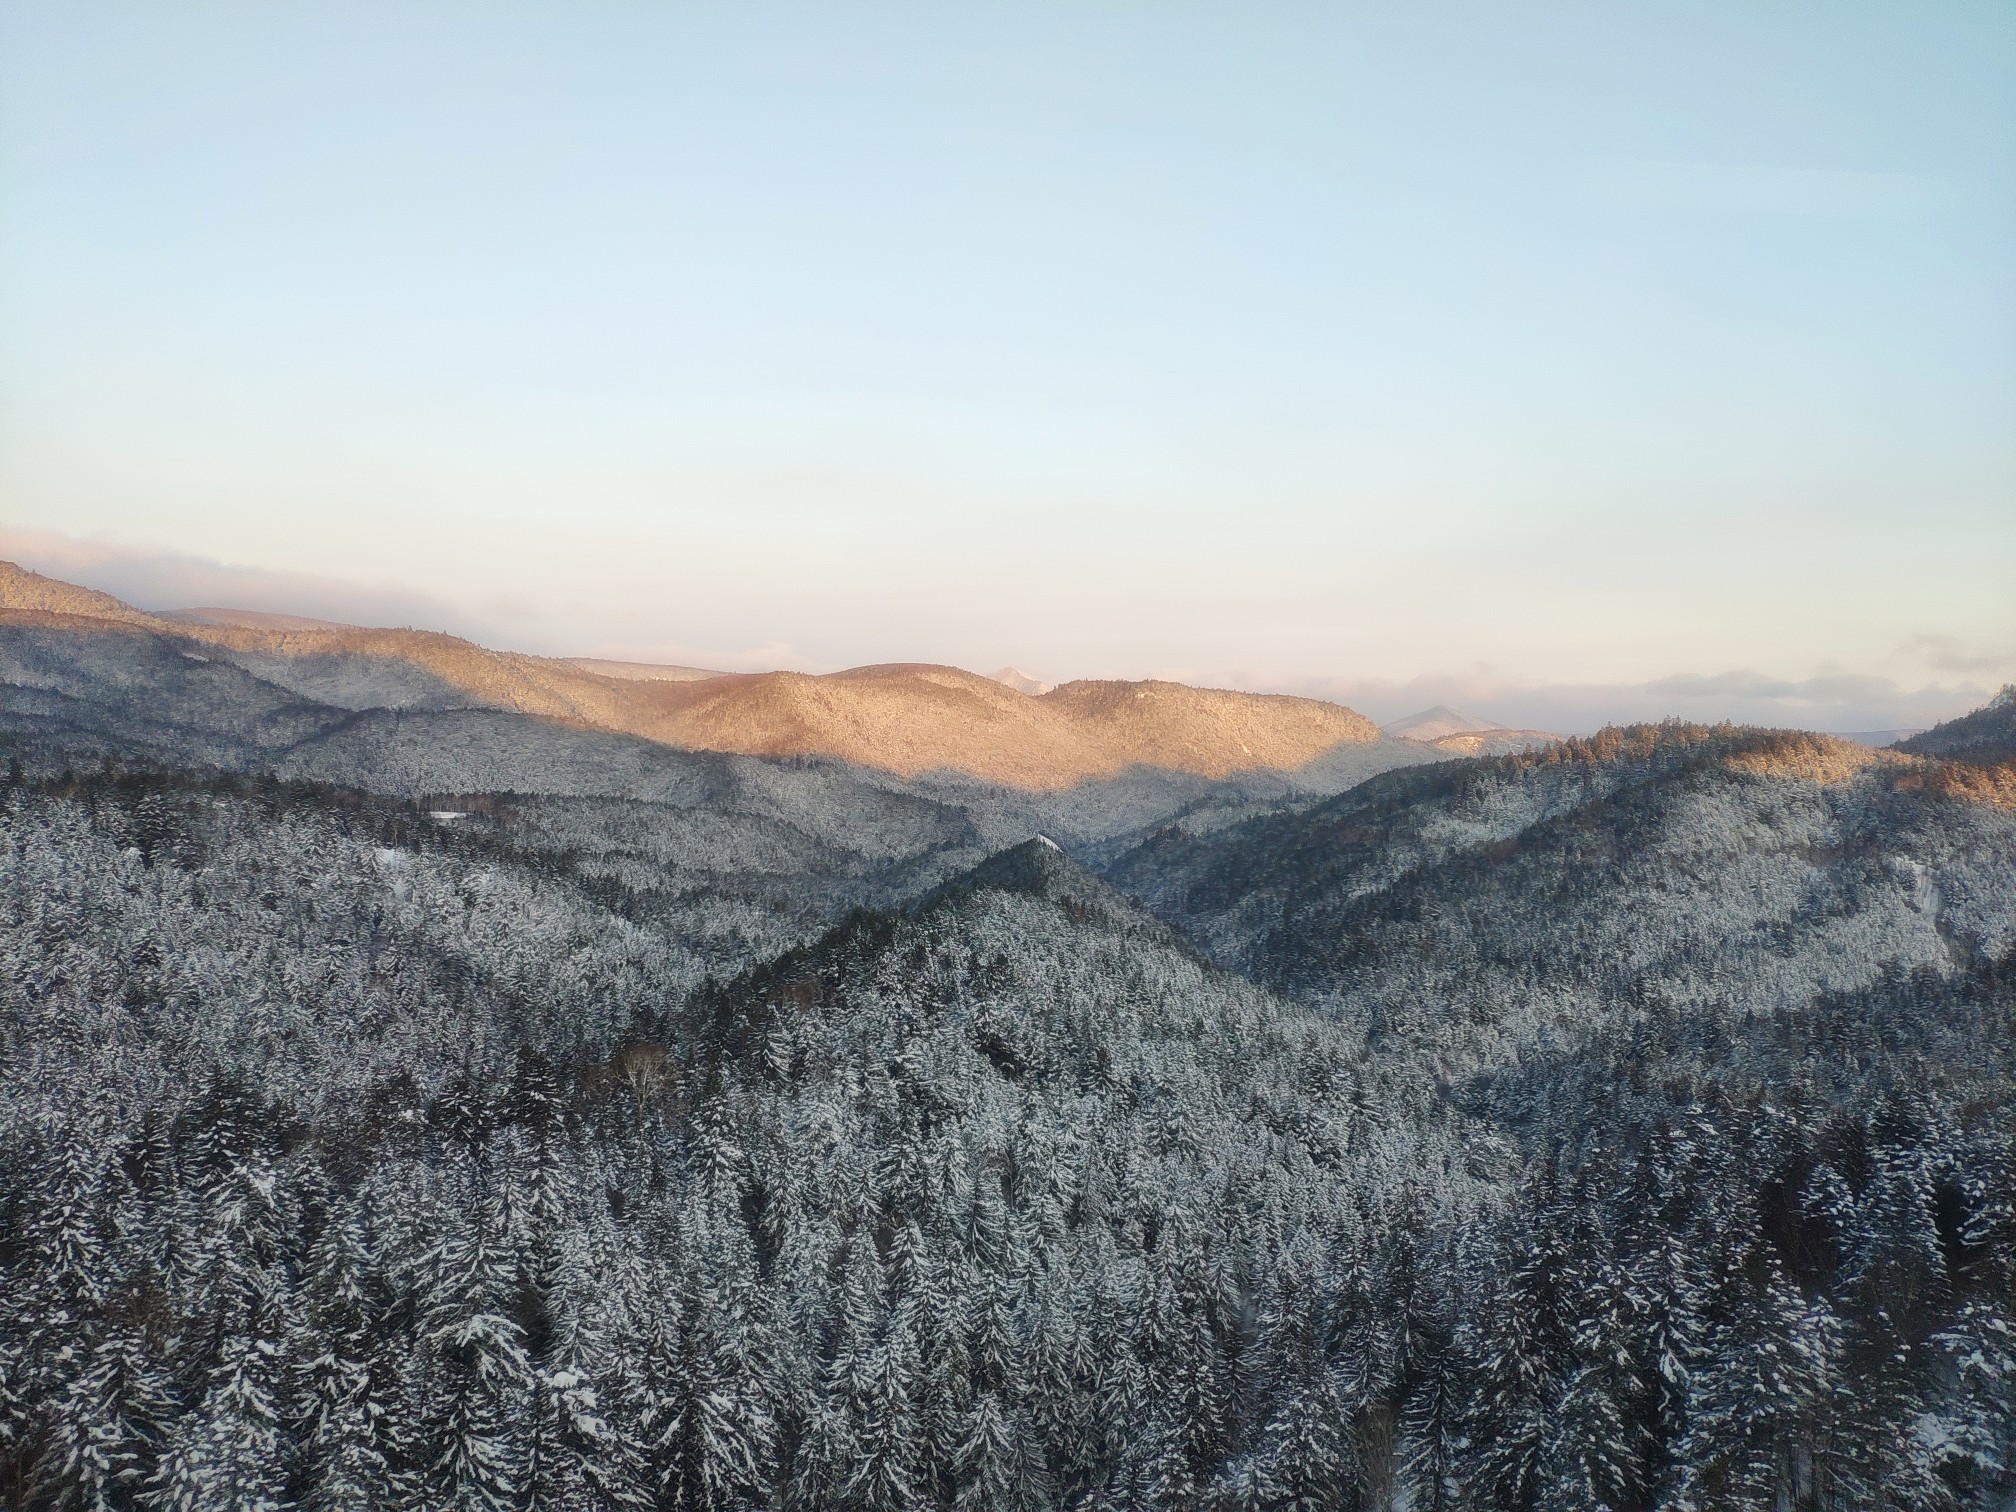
[1383, 704, 1508, 741]
[935, 835, 1091, 900]
[989, 666, 1054, 696]
[915, 836, 1181, 946]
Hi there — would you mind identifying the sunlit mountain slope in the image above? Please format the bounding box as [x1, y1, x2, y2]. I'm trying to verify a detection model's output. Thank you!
[0, 561, 1382, 788]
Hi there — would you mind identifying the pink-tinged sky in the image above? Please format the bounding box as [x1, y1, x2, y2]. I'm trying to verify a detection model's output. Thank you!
[2, 3, 2011, 734]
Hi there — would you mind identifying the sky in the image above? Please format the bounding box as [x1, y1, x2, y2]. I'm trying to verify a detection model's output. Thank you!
[1, 1, 2012, 732]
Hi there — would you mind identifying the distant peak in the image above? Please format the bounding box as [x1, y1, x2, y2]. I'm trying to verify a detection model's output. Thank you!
[949, 836, 1088, 893]
[1383, 704, 1509, 741]
[915, 837, 1203, 955]
[990, 666, 1054, 696]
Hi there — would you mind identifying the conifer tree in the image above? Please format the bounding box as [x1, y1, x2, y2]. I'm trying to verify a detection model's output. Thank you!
[38, 1323, 176, 1512]
[953, 1390, 1047, 1512]
[1452, 1213, 1567, 1512]
[293, 1204, 397, 1512]
[1668, 1256, 1848, 1511]
[149, 1323, 294, 1512]
[418, 1187, 534, 1512]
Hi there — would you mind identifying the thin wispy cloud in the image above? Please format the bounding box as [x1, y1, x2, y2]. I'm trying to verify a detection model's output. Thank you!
[1592, 158, 1956, 218]
[1900, 632, 2016, 675]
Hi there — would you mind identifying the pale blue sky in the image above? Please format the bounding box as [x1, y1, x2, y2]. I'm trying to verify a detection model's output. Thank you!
[1, 2, 2011, 729]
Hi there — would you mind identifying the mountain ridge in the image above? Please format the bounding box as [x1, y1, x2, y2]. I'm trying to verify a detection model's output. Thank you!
[1108, 721, 2011, 1017]
[1898, 684, 2016, 767]
[0, 560, 1383, 789]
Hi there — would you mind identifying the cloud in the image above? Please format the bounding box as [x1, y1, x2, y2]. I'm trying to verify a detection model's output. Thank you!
[1281, 667, 1992, 738]
[1593, 158, 1954, 218]
[1639, 669, 1905, 707]
[0, 524, 495, 640]
[0, 524, 814, 672]
[1900, 632, 2016, 676]
[573, 639, 811, 675]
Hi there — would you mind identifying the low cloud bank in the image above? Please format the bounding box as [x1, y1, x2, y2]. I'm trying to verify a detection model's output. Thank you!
[1286, 668, 2003, 739]
[0, 526, 805, 674]
[0, 525, 492, 642]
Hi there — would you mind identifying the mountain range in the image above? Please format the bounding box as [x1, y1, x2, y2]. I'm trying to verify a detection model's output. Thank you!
[0, 560, 1391, 789]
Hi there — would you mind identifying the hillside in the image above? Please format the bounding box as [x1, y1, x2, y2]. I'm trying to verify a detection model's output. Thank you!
[1109, 723, 2016, 1043]
[0, 565, 1432, 927]
[561, 655, 726, 682]
[618, 664, 1380, 786]
[0, 560, 163, 628]
[0, 562, 1383, 788]
[1899, 684, 2016, 766]
[4, 757, 2010, 1510]
[160, 606, 359, 631]
[1409, 725, 1560, 756]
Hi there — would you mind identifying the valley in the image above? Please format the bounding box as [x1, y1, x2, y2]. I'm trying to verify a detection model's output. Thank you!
[1, 562, 2012, 1511]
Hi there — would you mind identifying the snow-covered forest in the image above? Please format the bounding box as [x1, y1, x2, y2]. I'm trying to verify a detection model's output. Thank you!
[3, 710, 2014, 1512]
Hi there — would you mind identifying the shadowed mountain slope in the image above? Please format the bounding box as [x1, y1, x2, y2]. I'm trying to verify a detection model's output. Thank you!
[0, 615, 358, 765]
